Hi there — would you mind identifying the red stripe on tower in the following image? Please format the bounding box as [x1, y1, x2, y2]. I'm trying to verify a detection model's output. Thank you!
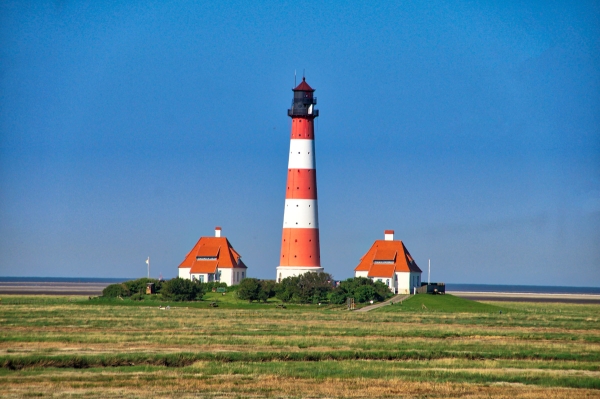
[276, 77, 324, 282]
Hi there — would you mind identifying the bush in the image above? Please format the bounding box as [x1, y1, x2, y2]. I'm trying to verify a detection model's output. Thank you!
[329, 277, 393, 304]
[354, 285, 377, 303]
[161, 278, 205, 301]
[258, 280, 277, 302]
[102, 283, 130, 298]
[275, 276, 300, 302]
[130, 292, 145, 301]
[237, 278, 261, 302]
[123, 278, 162, 295]
[204, 281, 228, 292]
[276, 273, 333, 304]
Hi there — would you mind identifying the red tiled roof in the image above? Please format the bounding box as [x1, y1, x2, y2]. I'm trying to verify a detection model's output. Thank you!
[197, 246, 220, 257]
[367, 264, 395, 278]
[355, 239, 422, 277]
[190, 260, 218, 274]
[178, 236, 247, 271]
[374, 249, 396, 261]
[293, 77, 314, 92]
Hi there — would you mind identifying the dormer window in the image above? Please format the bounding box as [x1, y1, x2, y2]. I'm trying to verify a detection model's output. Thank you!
[196, 256, 217, 261]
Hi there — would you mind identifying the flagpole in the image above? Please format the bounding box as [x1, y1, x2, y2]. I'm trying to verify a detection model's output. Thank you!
[428, 259, 430, 285]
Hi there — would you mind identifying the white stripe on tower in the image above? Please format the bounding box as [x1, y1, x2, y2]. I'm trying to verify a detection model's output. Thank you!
[283, 199, 319, 228]
[288, 139, 315, 169]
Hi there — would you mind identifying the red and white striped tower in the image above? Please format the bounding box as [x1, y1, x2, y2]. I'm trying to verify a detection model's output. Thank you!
[276, 77, 324, 282]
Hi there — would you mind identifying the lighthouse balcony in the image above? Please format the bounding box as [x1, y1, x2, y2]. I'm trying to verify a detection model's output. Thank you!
[288, 109, 319, 117]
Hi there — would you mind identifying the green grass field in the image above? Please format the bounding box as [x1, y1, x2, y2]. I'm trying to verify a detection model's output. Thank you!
[0, 293, 598, 398]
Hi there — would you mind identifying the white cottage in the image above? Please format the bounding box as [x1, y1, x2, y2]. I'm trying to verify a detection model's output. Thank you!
[178, 227, 247, 285]
[354, 230, 422, 294]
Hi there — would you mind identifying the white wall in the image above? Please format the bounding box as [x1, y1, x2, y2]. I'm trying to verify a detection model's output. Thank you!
[181, 268, 246, 286]
[219, 268, 247, 286]
[396, 271, 422, 294]
[179, 267, 191, 279]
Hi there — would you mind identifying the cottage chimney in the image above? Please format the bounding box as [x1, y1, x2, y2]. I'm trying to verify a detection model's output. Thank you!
[384, 230, 394, 241]
[215, 227, 222, 237]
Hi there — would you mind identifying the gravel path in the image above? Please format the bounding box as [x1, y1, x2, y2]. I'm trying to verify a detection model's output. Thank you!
[355, 294, 411, 312]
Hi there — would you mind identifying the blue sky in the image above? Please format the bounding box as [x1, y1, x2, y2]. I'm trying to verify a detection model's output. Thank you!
[1, 1, 598, 286]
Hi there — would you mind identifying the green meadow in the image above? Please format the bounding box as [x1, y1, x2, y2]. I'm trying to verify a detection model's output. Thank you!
[1, 293, 598, 398]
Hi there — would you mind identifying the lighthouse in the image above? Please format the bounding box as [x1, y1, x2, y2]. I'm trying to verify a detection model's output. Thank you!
[276, 77, 324, 282]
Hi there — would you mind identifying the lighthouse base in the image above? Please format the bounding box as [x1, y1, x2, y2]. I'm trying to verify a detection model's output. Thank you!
[276, 266, 324, 283]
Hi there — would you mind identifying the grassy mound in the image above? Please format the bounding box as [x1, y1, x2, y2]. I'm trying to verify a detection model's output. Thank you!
[376, 294, 514, 313]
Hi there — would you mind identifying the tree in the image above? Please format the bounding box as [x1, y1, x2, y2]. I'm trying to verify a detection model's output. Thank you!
[161, 278, 204, 301]
[258, 280, 277, 302]
[123, 278, 162, 295]
[237, 278, 261, 302]
[329, 277, 393, 304]
[102, 283, 130, 298]
[354, 285, 377, 303]
[275, 276, 300, 302]
[276, 273, 333, 304]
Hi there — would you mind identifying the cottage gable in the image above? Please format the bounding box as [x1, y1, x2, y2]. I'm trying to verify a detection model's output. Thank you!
[178, 227, 248, 286]
[354, 230, 422, 294]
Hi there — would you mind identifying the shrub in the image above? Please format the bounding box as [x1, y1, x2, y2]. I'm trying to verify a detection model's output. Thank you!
[276, 273, 333, 304]
[161, 278, 205, 301]
[275, 276, 300, 302]
[204, 281, 228, 292]
[130, 292, 145, 301]
[123, 278, 162, 295]
[237, 278, 261, 302]
[354, 285, 377, 303]
[102, 283, 130, 298]
[329, 277, 393, 304]
[258, 280, 277, 302]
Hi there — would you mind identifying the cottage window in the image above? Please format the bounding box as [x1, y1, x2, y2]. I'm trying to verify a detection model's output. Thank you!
[196, 256, 217, 261]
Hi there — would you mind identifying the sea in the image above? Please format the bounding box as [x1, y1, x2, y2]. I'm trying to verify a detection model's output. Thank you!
[0, 277, 598, 295]
[446, 284, 600, 295]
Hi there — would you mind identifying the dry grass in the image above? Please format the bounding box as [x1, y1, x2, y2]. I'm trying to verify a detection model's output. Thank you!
[2, 369, 600, 398]
[0, 296, 599, 397]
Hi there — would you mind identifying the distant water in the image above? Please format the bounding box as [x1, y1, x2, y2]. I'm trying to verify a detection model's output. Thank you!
[446, 284, 600, 295]
[0, 277, 134, 283]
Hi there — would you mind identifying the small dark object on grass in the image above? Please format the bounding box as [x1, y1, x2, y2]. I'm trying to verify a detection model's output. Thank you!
[209, 302, 218, 307]
[499, 311, 502, 314]
[276, 304, 286, 309]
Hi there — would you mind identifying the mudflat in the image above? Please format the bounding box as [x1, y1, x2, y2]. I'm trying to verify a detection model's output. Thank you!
[0, 282, 109, 295]
[450, 291, 600, 304]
